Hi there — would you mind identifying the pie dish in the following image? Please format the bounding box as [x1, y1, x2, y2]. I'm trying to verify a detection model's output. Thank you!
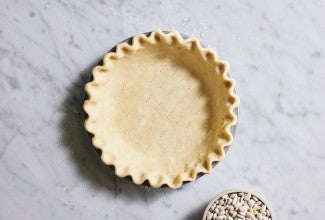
[84, 30, 239, 189]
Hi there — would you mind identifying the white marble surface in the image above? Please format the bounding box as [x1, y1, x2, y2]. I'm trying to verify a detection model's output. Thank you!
[0, 0, 324, 219]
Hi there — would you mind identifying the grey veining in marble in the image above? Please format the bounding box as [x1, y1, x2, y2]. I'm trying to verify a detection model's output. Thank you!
[0, 0, 325, 219]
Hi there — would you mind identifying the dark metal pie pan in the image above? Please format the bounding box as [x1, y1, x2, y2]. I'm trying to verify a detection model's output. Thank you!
[83, 31, 239, 188]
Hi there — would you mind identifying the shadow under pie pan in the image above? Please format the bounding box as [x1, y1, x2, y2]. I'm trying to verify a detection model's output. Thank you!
[83, 30, 239, 189]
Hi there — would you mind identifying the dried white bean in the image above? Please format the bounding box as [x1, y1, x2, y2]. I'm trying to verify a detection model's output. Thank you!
[227, 206, 234, 211]
[207, 212, 213, 220]
[219, 206, 225, 211]
[248, 199, 255, 207]
[231, 197, 238, 206]
[230, 193, 237, 199]
[253, 204, 260, 210]
[239, 205, 248, 212]
[256, 213, 263, 220]
[246, 212, 255, 218]
[239, 211, 246, 216]
[266, 210, 270, 217]
[244, 193, 252, 201]
[235, 203, 242, 209]
[236, 214, 245, 219]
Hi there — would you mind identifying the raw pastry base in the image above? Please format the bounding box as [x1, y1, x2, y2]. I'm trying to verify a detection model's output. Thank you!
[84, 30, 239, 188]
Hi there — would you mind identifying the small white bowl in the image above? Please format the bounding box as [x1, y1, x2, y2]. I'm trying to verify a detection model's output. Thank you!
[202, 189, 274, 220]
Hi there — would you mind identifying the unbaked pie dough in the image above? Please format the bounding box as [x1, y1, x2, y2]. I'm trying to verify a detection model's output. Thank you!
[84, 30, 239, 189]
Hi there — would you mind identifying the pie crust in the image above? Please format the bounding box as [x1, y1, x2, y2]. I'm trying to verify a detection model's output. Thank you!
[84, 30, 239, 189]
